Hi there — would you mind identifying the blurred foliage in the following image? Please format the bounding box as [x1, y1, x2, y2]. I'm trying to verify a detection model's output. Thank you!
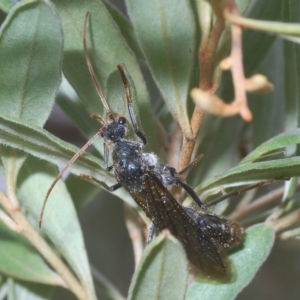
[0, 0, 299, 299]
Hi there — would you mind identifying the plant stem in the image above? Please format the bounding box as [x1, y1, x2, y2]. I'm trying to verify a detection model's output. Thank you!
[0, 190, 87, 300]
[270, 208, 300, 233]
[230, 185, 285, 220]
[178, 15, 225, 172]
[278, 227, 300, 240]
[91, 265, 125, 300]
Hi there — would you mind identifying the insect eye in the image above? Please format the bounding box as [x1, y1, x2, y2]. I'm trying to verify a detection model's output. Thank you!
[118, 117, 126, 124]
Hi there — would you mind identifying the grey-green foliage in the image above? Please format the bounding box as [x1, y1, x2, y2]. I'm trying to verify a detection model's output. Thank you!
[0, 0, 299, 299]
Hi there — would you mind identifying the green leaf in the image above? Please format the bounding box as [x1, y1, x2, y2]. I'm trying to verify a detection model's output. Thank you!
[103, 0, 145, 64]
[241, 129, 300, 163]
[52, 0, 160, 152]
[56, 78, 103, 154]
[283, 2, 300, 134]
[0, 0, 63, 127]
[55, 93, 103, 153]
[106, 68, 132, 122]
[0, 146, 27, 189]
[0, 0, 16, 13]
[0, 114, 142, 209]
[0, 114, 106, 179]
[0, 0, 63, 184]
[196, 157, 300, 194]
[186, 224, 275, 300]
[195, 129, 300, 193]
[0, 221, 63, 286]
[18, 156, 97, 299]
[125, 0, 196, 136]
[191, 116, 245, 186]
[230, 15, 300, 41]
[242, 0, 282, 75]
[7, 279, 53, 300]
[65, 174, 100, 211]
[128, 232, 188, 300]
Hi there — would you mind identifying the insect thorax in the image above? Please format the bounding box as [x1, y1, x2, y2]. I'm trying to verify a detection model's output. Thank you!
[112, 139, 146, 191]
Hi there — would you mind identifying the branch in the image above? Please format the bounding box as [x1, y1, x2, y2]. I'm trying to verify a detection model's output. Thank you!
[0, 190, 87, 299]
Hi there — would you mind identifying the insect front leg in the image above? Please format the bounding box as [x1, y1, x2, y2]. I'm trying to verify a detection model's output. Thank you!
[117, 64, 147, 145]
[77, 174, 122, 192]
[109, 183, 122, 191]
[127, 102, 147, 145]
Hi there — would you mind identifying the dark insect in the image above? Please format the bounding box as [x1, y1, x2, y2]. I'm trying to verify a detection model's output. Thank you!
[135, 173, 243, 279]
[40, 12, 246, 279]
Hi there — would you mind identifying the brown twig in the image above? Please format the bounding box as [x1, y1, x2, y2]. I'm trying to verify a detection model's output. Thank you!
[177, 9, 225, 172]
[124, 204, 148, 267]
[229, 185, 285, 221]
[277, 228, 300, 240]
[270, 208, 300, 233]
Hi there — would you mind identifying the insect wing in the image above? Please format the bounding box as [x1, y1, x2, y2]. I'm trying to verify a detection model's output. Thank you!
[140, 172, 230, 279]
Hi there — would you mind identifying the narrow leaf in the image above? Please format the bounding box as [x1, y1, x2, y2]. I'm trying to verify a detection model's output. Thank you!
[0, 114, 106, 180]
[0, 222, 63, 286]
[0, 0, 15, 13]
[0, 114, 141, 209]
[126, 0, 196, 135]
[18, 156, 97, 299]
[196, 157, 300, 193]
[283, 1, 300, 133]
[52, 0, 160, 152]
[0, 0, 63, 183]
[240, 0, 282, 75]
[0, 0, 63, 126]
[103, 0, 145, 64]
[56, 81, 103, 154]
[241, 129, 300, 163]
[186, 224, 275, 300]
[7, 279, 53, 300]
[229, 14, 300, 39]
[128, 232, 188, 300]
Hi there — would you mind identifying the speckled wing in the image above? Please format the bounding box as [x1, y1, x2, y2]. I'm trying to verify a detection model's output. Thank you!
[136, 172, 230, 279]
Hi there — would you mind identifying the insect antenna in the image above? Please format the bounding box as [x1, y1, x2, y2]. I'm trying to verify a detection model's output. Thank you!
[39, 131, 103, 227]
[83, 11, 114, 118]
[39, 12, 111, 227]
[90, 113, 106, 125]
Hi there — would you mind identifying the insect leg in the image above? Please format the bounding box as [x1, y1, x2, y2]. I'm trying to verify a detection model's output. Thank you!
[106, 165, 113, 172]
[78, 174, 122, 191]
[165, 165, 205, 208]
[177, 180, 205, 208]
[109, 183, 122, 191]
[147, 222, 156, 243]
[117, 64, 147, 145]
[127, 103, 147, 145]
[83, 12, 113, 116]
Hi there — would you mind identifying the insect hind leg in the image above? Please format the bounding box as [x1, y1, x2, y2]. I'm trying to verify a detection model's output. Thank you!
[161, 164, 205, 209]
